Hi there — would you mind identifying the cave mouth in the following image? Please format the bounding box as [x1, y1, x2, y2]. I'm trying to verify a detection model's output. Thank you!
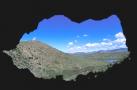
[4, 14, 130, 81]
[21, 15, 128, 53]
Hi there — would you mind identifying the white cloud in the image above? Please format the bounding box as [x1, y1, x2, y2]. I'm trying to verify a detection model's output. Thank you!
[103, 38, 110, 42]
[114, 32, 126, 44]
[67, 32, 127, 53]
[85, 43, 99, 47]
[114, 38, 126, 43]
[115, 32, 124, 39]
[100, 42, 112, 46]
[32, 37, 36, 41]
[67, 40, 78, 49]
[76, 34, 88, 38]
[67, 46, 86, 53]
[83, 34, 88, 37]
[68, 42, 74, 46]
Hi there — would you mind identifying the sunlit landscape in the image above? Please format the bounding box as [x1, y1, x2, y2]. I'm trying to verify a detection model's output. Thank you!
[4, 15, 129, 81]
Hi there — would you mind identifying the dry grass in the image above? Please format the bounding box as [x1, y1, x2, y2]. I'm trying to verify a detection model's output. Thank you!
[3, 41, 129, 81]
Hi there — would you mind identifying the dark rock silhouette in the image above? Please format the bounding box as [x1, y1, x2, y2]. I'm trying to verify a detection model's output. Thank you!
[0, 0, 136, 90]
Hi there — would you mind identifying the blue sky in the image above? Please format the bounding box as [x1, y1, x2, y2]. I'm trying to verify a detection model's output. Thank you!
[21, 15, 127, 53]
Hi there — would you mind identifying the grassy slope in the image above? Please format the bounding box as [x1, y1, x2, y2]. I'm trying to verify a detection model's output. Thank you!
[3, 41, 129, 81]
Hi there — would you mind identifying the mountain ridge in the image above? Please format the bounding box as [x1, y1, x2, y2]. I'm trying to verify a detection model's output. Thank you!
[3, 41, 129, 81]
[71, 48, 128, 55]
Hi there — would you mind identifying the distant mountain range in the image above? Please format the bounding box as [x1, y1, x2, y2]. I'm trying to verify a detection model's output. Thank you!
[95, 48, 128, 53]
[71, 48, 128, 55]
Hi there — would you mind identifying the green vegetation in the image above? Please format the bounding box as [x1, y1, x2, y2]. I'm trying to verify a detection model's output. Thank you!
[3, 41, 129, 81]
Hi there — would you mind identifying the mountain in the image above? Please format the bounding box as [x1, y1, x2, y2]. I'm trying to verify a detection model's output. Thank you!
[73, 48, 128, 55]
[71, 48, 129, 62]
[3, 41, 129, 81]
[109, 48, 128, 52]
[96, 48, 128, 53]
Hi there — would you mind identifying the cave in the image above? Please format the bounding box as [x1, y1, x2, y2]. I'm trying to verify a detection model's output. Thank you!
[0, 1, 136, 90]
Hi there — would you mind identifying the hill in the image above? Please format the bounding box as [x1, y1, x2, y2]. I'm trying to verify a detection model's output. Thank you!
[72, 48, 129, 62]
[3, 41, 129, 81]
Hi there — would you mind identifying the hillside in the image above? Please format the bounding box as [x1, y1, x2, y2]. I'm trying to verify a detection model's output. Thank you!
[72, 48, 129, 61]
[3, 41, 129, 81]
